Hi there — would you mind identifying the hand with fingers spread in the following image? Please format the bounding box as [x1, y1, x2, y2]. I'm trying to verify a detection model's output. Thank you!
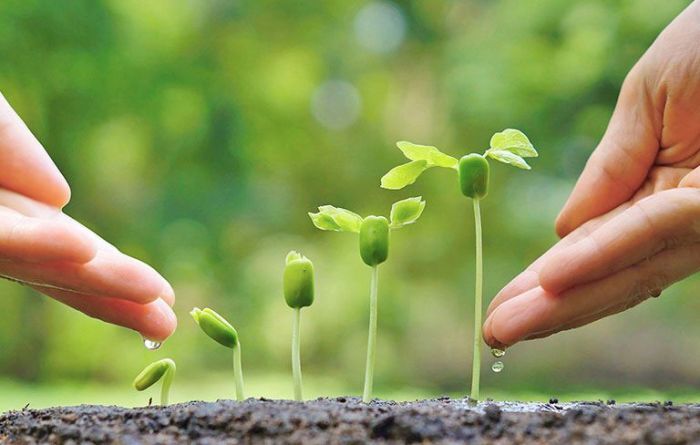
[484, 1, 700, 349]
[0, 92, 176, 341]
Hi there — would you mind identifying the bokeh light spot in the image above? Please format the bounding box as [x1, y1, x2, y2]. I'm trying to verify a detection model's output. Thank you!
[310, 80, 362, 130]
[354, 1, 406, 54]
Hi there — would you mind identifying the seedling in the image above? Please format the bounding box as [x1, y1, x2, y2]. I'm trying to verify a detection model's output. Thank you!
[133, 358, 176, 406]
[190, 307, 245, 401]
[381, 129, 538, 401]
[283, 250, 315, 401]
[309, 196, 426, 402]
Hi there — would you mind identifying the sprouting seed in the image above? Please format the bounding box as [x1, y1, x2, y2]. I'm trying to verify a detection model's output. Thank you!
[133, 358, 176, 406]
[190, 307, 245, 401]
[283, 250, 315, 401]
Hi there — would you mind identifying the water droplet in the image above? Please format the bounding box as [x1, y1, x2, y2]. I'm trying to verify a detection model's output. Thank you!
[491, 348, 505, 358]
[491, 361, 504, 373]
[143, 339, 162, 350]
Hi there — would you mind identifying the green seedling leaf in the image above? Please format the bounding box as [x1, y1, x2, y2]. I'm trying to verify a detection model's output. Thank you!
[309, 206, 363, 233]
[133, 359, 174, 391]
[390, 196, 426, 229]
[396, 141, 459, 168]
[133, 358, 176, 406]
[308, 211, 342, 231]
[380, 160, 429, 190]
[489, 128, 538, 158]
[191, 307, 239, 348]
[485, 149, 531, 170]
[284, 251, 315, 308]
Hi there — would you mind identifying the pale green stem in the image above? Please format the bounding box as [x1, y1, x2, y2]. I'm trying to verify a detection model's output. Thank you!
[233, 341, 245, 401]
[292, 307, 303, 401]
[160, 365, 174, 406]
[470, 198, 483, 402]
[362, 265, 379, 403]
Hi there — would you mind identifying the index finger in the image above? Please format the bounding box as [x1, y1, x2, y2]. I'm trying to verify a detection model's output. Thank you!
[0, 92, 71, 208]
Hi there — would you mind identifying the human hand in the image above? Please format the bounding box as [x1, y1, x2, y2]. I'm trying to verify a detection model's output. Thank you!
[0, 92, 176, 341]
[483, 1, 700, 348]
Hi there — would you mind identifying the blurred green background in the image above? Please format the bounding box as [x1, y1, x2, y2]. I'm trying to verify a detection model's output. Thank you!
[1, 0, 699, 410]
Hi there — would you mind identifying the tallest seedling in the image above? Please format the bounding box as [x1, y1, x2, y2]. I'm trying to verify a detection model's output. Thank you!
[381, 129, 538, 401]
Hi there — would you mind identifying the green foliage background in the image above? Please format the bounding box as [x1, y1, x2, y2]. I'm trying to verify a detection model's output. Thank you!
[0, 0, 698, 405]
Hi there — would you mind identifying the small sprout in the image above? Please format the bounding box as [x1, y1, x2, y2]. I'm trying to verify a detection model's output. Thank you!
[190, 307, 238, 348]
[382, 129, 538, 402]
[283, 251, 315, 401]
[309, 197, 426, 402]
[133, 358, 176, 406]
[191, 307, 245, 401]
[284, 251, 315, 309]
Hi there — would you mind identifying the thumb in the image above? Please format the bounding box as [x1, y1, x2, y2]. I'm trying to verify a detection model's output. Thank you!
[555, 68, 660, 237]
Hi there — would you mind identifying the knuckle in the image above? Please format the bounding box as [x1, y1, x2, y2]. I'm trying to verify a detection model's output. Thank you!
[631, 273, 668, 302]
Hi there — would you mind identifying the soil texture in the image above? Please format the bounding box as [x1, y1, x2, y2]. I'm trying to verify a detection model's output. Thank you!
[1, 397, 699, 444]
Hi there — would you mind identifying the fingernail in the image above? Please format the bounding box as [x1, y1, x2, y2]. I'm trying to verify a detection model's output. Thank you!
[156, 298, 177, 326]
[483, 311, 508, 350]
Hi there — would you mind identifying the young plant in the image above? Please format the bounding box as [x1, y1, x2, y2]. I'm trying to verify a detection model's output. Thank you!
[381, 129, 538, 402]
[190, 307, 245, 401]
[309, 196, 426, 403]
[283, 250, 315, 401]
[133, 358, 176, 406]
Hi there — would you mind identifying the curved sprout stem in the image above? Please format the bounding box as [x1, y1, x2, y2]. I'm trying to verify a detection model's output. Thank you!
[160, 365, 175, 406]
[292, 307, 303, 401]
[233, 341, 245, 401]
[470, 199, 483, 402]
[362, 265, 379, 403]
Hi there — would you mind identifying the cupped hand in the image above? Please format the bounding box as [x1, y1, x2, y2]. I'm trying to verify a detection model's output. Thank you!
[0, 92, 176, 341]
[484, 1, 700, 348]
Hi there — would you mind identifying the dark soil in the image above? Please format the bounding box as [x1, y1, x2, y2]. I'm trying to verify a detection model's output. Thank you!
[1, 397, 699, 444]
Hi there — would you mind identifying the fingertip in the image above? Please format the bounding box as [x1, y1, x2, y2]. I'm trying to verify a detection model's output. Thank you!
[51, 182, 72, 209]
[483, 312, 509, 349]
[90, 252, 168, 304]
[486, 288, 553, 348]
[554, 210, 573, 238]
[139, 299, 178, 341]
